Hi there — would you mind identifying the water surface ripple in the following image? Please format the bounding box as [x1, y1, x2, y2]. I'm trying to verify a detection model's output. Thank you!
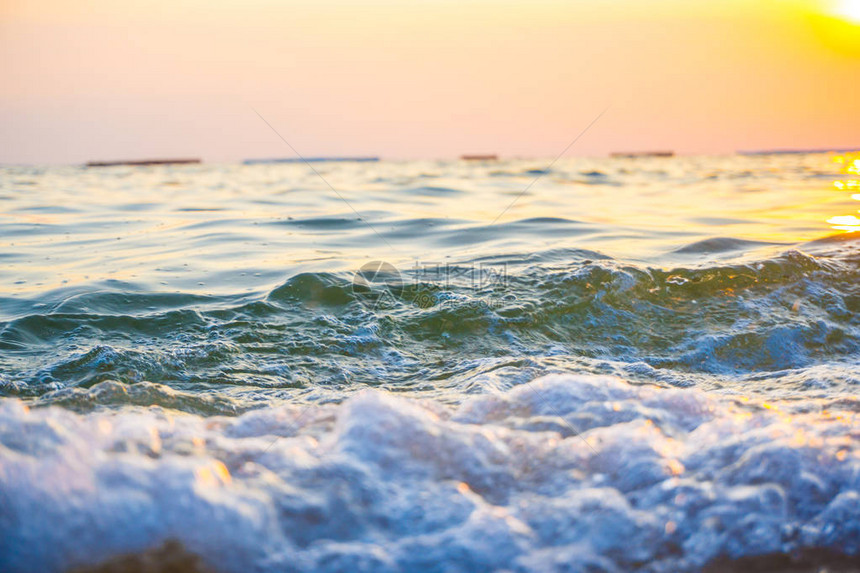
[1, 154, 859, 572]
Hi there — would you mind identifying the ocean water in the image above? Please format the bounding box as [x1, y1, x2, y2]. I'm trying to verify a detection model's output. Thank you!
[0, 153, 858, 571]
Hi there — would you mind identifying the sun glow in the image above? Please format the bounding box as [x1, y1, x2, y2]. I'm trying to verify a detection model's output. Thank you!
[808, 6, 860, 55]
[834, 0, 860, 22]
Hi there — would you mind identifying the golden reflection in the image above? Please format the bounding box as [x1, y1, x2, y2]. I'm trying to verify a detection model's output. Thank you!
[834, 180, 859, 189]
[194, 460, 232, 487]
[829, 151, 860, 232]
[828, 215, 860, 231]
[829, 215, 860, 225]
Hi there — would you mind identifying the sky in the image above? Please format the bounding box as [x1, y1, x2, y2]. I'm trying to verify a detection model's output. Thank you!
[1, 0, 859, 163]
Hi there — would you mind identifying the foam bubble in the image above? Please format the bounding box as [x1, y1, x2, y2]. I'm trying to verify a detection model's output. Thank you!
[0, 374, 858, 572]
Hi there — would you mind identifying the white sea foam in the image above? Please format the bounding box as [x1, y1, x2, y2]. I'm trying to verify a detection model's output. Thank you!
[1, 374, 858, 572]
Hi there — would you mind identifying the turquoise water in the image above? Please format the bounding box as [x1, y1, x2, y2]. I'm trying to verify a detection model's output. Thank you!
[1, 154, 859, 571]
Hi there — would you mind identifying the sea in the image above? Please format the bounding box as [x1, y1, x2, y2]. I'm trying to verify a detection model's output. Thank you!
[0, 153, 858, 572]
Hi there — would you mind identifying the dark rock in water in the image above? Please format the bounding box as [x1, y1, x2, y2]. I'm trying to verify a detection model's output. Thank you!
[68, 540, 214, 573]
[460, 154, 498, 161]
[703, 549, 860, 572]
[85, 159, 201, 167]
[610, 150, 674, 158]
[243, 156, 379, 164]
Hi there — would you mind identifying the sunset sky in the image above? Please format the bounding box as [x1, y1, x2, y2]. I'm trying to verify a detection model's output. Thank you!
[1, 0, 858, 164]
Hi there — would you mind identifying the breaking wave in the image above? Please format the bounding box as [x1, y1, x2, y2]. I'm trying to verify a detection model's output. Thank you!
[2, 374, 859, 572]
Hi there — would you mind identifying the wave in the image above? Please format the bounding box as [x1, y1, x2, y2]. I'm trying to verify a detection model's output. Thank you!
[1, 374, 858, 572]
[1, 248, 857, 405]
[671, 237, 788, 255]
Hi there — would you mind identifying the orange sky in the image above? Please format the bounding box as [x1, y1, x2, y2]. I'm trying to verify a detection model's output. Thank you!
[1, 0, 858, 163]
